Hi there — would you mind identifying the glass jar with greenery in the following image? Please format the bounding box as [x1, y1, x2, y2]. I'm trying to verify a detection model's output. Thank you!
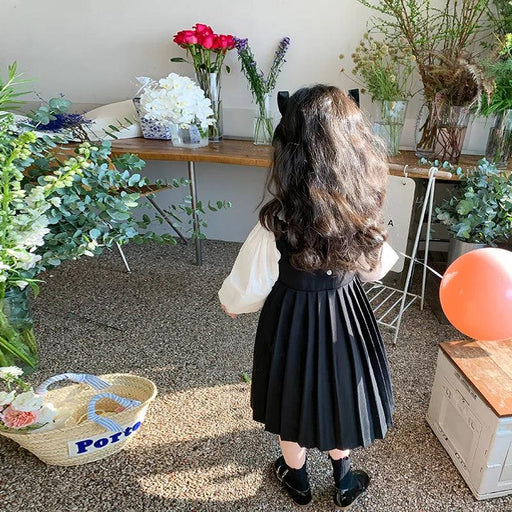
[341, 35, 414, 155]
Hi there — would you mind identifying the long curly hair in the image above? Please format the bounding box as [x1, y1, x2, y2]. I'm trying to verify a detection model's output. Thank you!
[259, 85, 389, 274]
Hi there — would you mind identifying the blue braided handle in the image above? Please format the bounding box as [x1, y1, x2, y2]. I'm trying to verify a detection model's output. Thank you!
[35, 373, 111, 395]
[87, 393, 141, 432]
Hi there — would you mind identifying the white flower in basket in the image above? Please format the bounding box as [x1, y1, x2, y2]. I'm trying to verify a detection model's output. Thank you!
[139, 73, 214, 147]
[0, 367, 55, 431]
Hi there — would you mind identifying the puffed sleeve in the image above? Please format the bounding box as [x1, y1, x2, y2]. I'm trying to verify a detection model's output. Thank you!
[218, 222, 281, 314]
[357, 242, 399, 282]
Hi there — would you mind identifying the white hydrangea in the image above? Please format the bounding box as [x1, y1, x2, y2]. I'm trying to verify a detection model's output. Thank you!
[140, 73, 214, 130]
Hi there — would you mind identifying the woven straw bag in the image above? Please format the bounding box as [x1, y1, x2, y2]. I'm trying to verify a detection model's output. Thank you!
[0, 373, 157, 466]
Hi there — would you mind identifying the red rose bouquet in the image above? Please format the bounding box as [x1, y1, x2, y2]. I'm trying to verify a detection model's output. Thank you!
[172, 23, 234, 74]
[172, 23, 234, 141]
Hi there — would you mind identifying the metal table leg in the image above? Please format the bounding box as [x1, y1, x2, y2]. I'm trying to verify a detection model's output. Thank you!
[188, 161, 202, 265]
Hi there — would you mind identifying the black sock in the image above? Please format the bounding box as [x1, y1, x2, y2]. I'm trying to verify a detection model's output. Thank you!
[330, 455, 356, 491]
[281, 457, 309, 491]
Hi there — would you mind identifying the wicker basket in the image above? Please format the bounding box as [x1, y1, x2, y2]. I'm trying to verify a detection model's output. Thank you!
[0, 373, 157, 466]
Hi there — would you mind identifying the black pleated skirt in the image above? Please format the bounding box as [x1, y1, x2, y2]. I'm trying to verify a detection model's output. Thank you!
[251, 243, 394, 452]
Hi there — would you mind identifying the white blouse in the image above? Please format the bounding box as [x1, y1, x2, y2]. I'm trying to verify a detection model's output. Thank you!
[218, 222, 399, 315]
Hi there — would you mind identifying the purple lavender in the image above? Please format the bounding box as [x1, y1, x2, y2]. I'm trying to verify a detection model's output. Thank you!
[38, 112, 90, 132]
[234, 36, 290, 106]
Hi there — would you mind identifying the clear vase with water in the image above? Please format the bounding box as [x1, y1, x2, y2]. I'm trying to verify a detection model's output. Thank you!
[373, 100, 408, 156]
[170, 124, 208, 149]
[195, 70, 222, 142]
[253, 94, 274, 145]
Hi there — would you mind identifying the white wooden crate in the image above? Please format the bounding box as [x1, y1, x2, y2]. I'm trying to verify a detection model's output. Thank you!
[427, 346, 512, 500]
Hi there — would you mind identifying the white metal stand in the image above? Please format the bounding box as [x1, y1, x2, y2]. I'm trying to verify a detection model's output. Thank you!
[363, 167, 439, 344]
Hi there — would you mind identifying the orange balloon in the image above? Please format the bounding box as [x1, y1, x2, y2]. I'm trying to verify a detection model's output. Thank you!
[439, 247, 512, 341]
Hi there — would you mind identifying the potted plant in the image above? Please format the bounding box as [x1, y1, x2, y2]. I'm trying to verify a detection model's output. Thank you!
[435, 160, 512, 262]
[341, 34, 415, 155]
[136, 73, 215, 148]
[358, 0, 494, 163]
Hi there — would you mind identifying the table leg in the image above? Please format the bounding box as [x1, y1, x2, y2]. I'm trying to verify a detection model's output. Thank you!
[188, 161, 202, 265]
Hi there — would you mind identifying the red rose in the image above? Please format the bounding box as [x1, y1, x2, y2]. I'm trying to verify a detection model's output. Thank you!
[173, 31, 185, 45]
[180, 30, 198, 45]
[225, 35, 235, 50]
[218, 34, 235, 50]
[211, 35, 223, 50]
[199, 33, 216, 49]
[194, 24, 214, 36]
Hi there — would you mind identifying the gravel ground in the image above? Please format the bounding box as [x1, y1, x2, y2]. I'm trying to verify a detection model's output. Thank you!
[0, 240, 510, 512]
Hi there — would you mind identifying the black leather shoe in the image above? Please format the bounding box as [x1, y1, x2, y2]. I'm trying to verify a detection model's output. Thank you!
[333, 470, 370, 510]
[273, 456, 312, 505]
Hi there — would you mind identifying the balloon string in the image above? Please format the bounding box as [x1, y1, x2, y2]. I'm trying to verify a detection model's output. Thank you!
[398, 251, 444, 279]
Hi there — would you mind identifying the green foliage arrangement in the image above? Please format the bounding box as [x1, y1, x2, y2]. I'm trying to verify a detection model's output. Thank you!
[357, 0, 494, 112]
[436, 160, 512, 244]
[0, 62, 187, 367]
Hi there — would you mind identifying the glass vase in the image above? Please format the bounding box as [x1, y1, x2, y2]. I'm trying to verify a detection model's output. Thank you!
[253, 94, 274, 145]
[170, 124, 209, 149]
[0, 288, 38, 371]
[372, 100, 408, 156]
[415, 103, 471, 164]
[485, 109, 512, 169]
[434, 105, 471, 164]
[415, 102, 438, 159]
[195, 70, 222, 142]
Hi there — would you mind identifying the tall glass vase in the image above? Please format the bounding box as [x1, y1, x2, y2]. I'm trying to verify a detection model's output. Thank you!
[435, 106, 471, 164]
[485, 109, 512, 169]
[0, 288, 38, 371]
[373, 100, 408, 156]
[253, 93, 274, 145]
[195, 70, 222, 142]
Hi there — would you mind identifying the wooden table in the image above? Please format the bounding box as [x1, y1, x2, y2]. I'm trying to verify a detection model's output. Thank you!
[110, 137, 488, 264]
[111, 137, 458, 178]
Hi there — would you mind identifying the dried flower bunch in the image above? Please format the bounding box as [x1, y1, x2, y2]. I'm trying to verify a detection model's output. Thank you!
[342, 33, 415, 101]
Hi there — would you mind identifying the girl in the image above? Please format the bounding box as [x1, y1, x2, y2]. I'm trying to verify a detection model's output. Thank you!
[219, 85, 397, 509]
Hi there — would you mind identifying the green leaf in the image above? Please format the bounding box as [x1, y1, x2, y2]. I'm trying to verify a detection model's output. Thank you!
[89, 228, 101, 239]
[127, 173, 141, 186]
[48, 97, 71, 112]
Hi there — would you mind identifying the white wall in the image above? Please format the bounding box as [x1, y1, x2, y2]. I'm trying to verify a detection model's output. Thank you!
[1, 0, 493, 242]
